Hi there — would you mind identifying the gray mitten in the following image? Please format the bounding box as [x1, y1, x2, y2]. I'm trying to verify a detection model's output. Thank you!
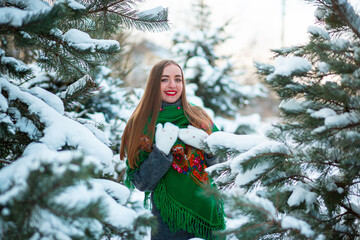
[178, 125, 209, 151]
[155, 122, 179, 155]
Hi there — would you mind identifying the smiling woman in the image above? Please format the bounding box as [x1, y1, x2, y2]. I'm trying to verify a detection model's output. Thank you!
[120, 59, 226, 240]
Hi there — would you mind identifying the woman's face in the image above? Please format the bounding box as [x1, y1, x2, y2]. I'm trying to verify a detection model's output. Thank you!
[160, 64, 183, 103]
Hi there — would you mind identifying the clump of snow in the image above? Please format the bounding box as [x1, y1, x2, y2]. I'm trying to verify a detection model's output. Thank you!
[314, 8, 327, 20]
[27, 87, 64, 114]
[235, 161, 271, 186]
[308, 25, 330, 40]
[137, 6, 166, 18]
[0, 8, 33, 27]
[316, 234, 326, 240]
[327, 38, 350, 51]
[0, 93, 8, 112]
[1, 54, 30, 73]
[20, 0, 50, 11]
[279, 99, 310, 113]
[286, 184, 317, 208]
[309, 108, 336, 119]
[325, 112, 360, 127]
[247, 191, 278, 219]
[54, 181, 105, 210]
[0, 0, 50, 27]
[15, 117, 40, 139]
[267, 56, 312, 81]
[230, 141, 288, 186]
[281, 215, 314, 238]
[317, 62, 330, 74]
[312, 110, 360, 133]
[67, 0, 86, 10]
[84, 123, 111, 146]
[93, 179, 130, 205]
[63, 29, 120, 52]
[206, 131, 268, 154]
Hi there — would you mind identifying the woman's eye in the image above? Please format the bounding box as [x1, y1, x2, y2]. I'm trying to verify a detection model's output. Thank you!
[175, 78, 182, 82]
[161, 78, 168, 82]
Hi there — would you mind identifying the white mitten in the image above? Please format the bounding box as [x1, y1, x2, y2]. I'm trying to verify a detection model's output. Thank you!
[155, 122, 179, 155]
[179, 125, 209, 151]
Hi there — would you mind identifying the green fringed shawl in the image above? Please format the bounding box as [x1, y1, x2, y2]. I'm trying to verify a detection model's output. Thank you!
[125, 105, 225, 239]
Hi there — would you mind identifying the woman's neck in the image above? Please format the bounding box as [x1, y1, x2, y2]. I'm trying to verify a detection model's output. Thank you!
[161, 98, 182, 108]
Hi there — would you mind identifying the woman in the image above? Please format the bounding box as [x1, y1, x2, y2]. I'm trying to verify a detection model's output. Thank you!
[120, 59, 225, 240]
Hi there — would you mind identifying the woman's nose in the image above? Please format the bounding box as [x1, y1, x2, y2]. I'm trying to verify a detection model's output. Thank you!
[168, 79, 176, 87]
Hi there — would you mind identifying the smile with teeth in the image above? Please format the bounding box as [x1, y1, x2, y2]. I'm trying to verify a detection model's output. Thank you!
[165, 91, 177, 96]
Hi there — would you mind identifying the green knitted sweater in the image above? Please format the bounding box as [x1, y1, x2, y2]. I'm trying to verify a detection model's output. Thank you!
[126, 105, 225, 239]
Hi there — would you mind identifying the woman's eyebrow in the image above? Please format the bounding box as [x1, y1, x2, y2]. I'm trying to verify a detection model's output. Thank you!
[161, 74, 182, 77]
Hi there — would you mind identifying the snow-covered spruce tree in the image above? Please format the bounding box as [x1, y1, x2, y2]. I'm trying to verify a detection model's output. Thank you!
[0, 0, 168, 239]
[80, 66, 143, 154]
[171, 0, 262, 118]
[203, 0, 360, 239]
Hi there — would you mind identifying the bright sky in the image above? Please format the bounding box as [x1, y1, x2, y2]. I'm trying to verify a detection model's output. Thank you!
[137, 0, 316, 69]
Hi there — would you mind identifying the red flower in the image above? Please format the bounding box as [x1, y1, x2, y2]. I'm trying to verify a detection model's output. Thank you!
[194, 157, 200, 165]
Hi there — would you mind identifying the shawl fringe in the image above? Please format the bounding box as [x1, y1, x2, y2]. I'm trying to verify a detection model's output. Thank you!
[153, 180, 226, 239]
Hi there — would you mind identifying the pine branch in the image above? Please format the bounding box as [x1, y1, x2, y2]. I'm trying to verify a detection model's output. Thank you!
[0, 48, 33, 80]
[108, 7, 170, 32]
[0, 2, 64, 34]
[2, 85, 45, 132]
[331, 0, 360, 39]
[85, 1, 170, 33]
[58, 74, 99, 110]
[0, 159, 11, 164]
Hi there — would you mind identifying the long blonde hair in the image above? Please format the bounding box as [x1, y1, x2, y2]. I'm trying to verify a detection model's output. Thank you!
[120, 59, 214, 169]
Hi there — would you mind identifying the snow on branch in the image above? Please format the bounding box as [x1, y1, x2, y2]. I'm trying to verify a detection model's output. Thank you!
[205, 131, 291, 188]
[283, 183, 317, 209]
[58, 74, 98, 108]
[0, 144, 138, 235]
[206, 131, 268, 156]
[27, 86, 64, 114]
[281, 215, 315, 238]
[308, 25, 330, 40]
[331, 0, 360, 38]
[3, 0, 50, 11]
[59, 74, 95, 99]
[229, 141, 290, 186]
[0, 77, 114, 175]
[118, 6, 169, 32]
[266, 56, 312, 82]
[86, 2, 170, 33]
[311, 108, 360, 133]
[113, 5, 170, 32]
[63, 29, 120, 52]
[0, 48, 32, 79]
[0, 0, 51, 28]
[224, 190, 322, 239]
